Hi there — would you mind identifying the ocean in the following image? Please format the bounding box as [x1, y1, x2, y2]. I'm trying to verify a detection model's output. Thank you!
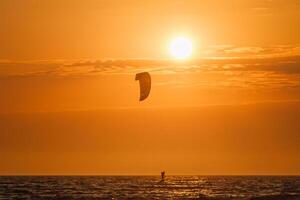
[0, 176, 299, 200]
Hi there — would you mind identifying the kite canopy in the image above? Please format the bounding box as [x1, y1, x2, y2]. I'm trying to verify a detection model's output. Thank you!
[135, 72, 151, 101]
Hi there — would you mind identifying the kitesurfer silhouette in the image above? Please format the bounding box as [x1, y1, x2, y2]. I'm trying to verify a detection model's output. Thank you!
[161, 171, 165, 181]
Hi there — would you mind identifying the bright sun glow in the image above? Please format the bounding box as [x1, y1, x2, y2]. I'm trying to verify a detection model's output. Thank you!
[170, 37, 193, 59]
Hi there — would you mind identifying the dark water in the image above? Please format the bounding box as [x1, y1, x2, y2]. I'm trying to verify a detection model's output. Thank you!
[0, 176, 300, 200]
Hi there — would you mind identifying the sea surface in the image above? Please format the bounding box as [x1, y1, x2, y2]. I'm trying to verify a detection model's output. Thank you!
[0, 176, 300, 200]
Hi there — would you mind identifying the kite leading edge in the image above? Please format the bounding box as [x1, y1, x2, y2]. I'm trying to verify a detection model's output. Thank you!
[135, 72, 151, 101]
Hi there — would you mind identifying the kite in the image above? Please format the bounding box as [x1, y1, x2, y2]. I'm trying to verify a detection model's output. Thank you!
[135, 72, 151, 101]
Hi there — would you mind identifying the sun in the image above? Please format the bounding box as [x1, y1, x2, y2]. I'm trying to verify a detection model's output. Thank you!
[169, 37, 193, 59]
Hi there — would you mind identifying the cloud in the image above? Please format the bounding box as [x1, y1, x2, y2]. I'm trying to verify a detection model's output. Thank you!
[1, 45, 299, 77]
[0, 45, 299, 90]
[59, 54, 300, 76]
[203, 45, 300, 58]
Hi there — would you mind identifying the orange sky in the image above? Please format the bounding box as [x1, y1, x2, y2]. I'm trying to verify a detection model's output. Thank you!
[0, 0, 300, 175]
